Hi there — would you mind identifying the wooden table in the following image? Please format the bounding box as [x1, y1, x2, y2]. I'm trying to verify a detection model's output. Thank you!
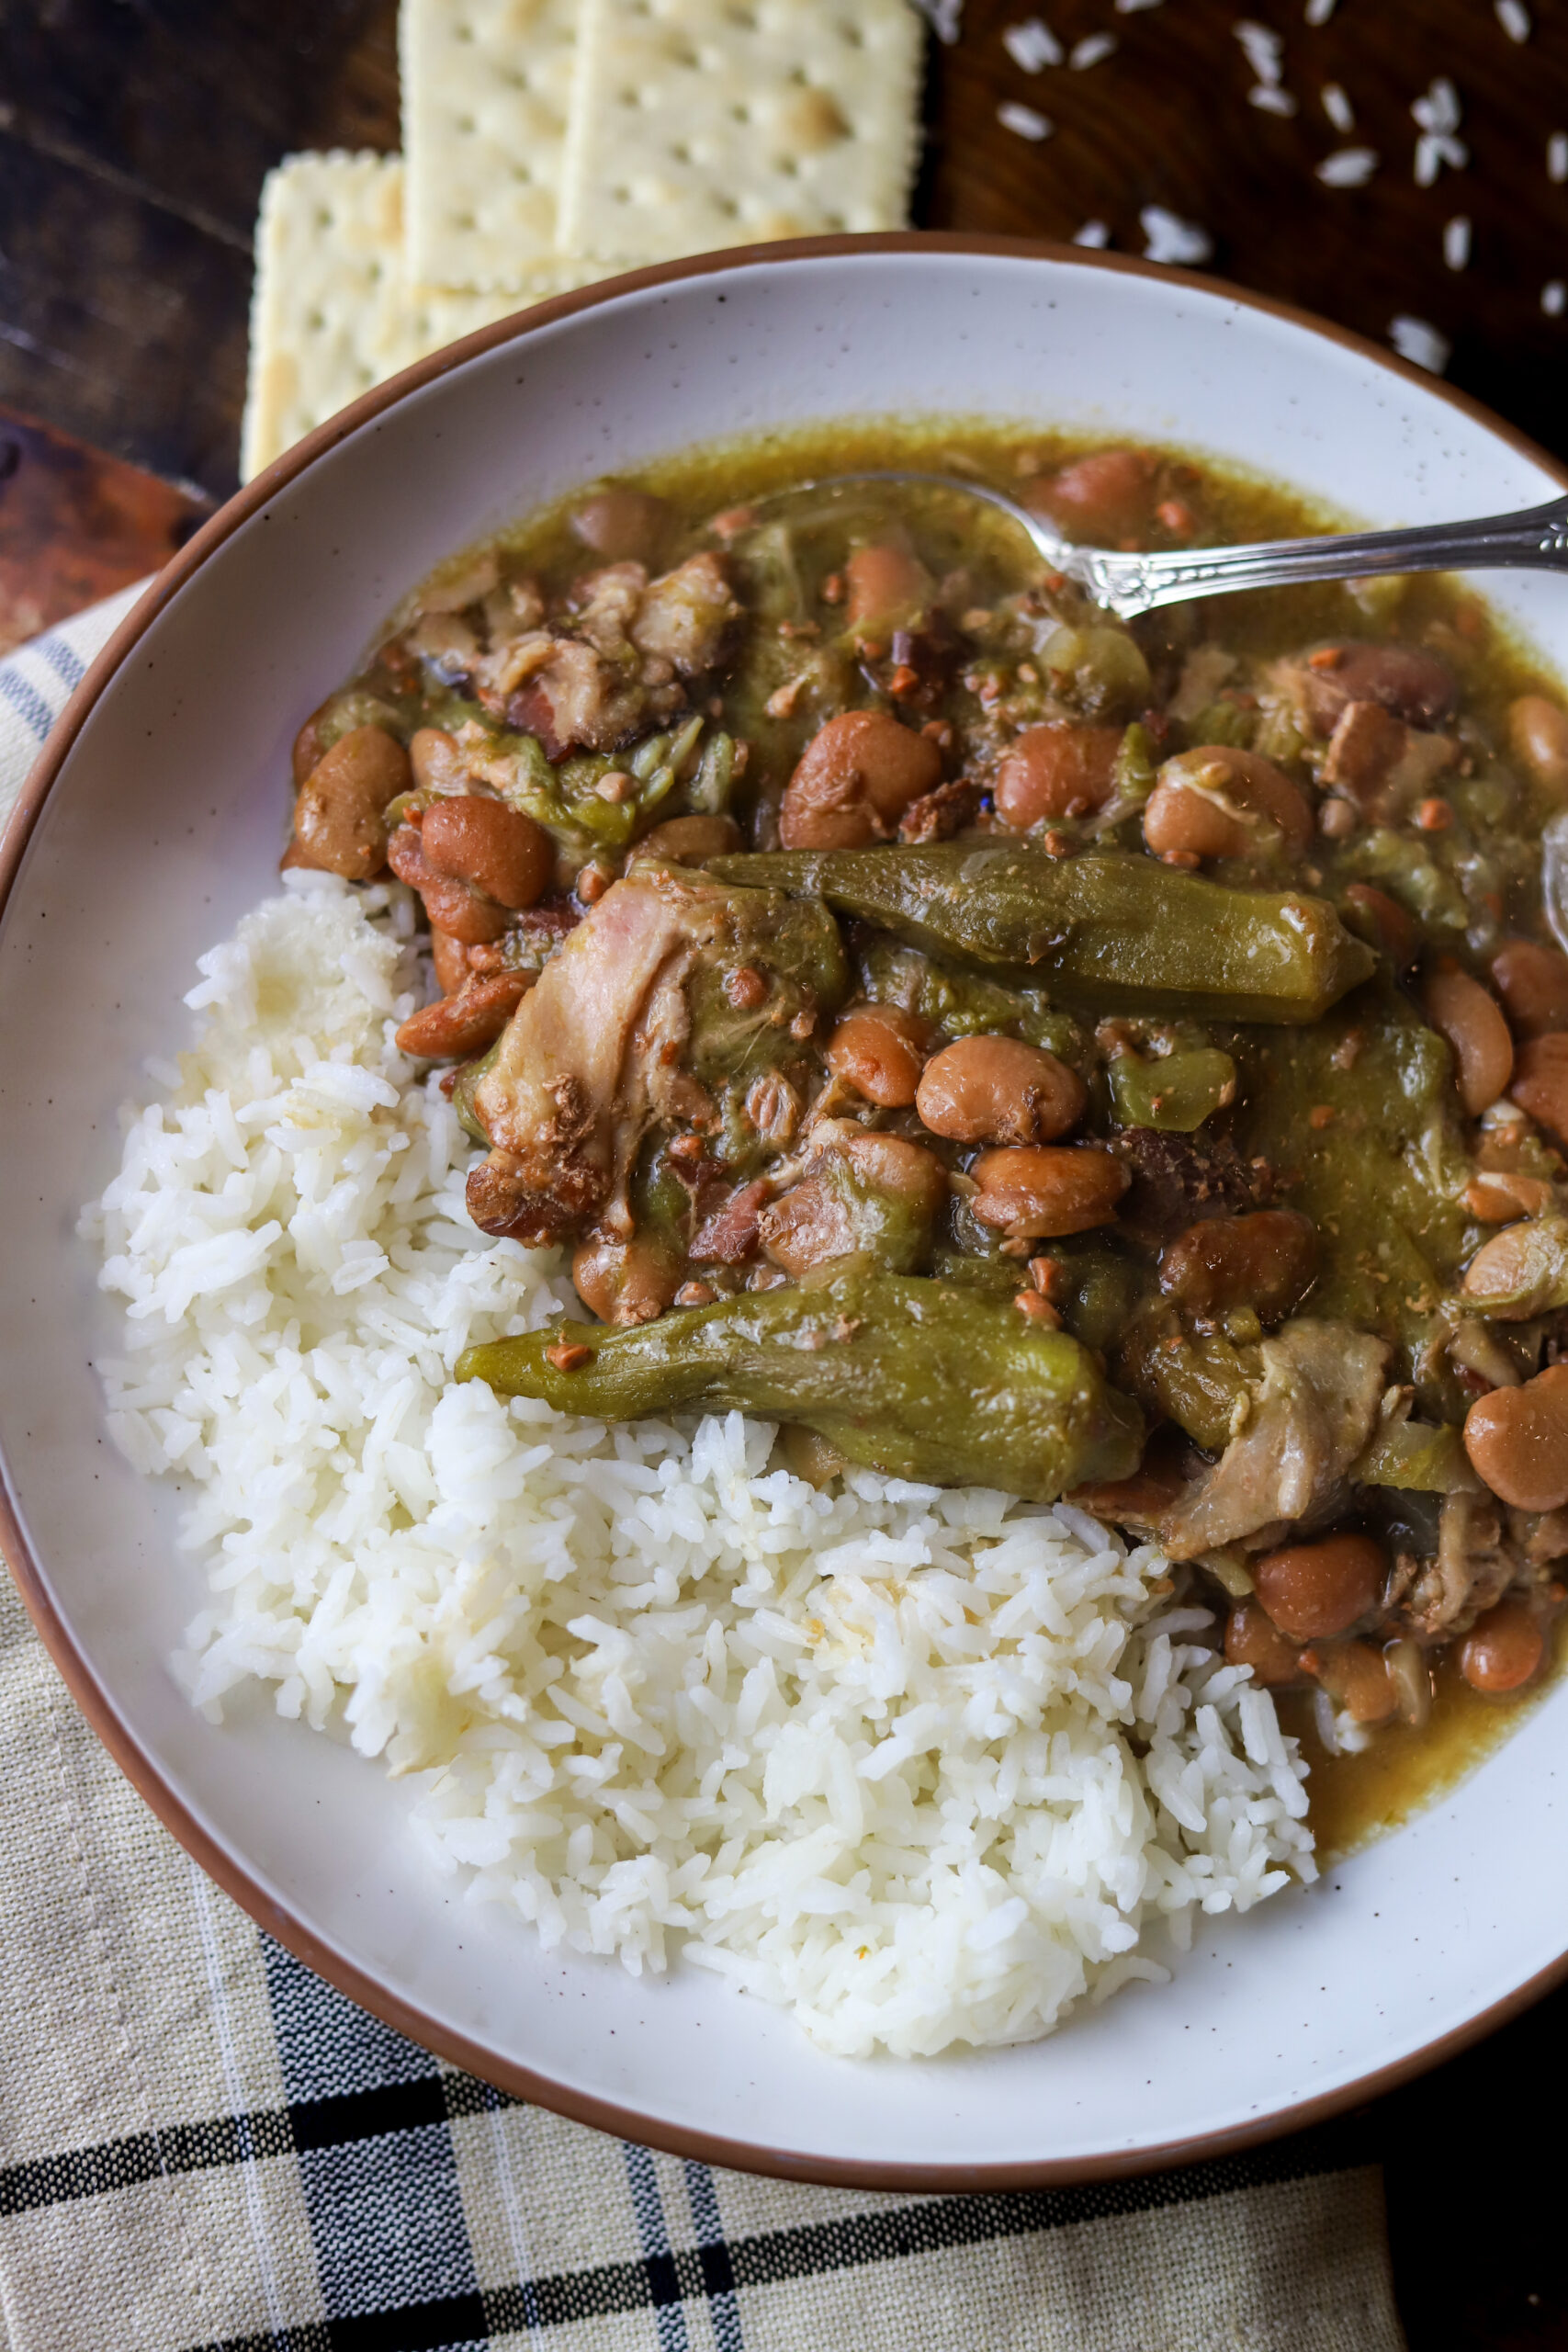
[3, 4, 1566, 2341]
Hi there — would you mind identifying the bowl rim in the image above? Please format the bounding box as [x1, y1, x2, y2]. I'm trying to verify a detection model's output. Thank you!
[6, 228, 1568, 2191]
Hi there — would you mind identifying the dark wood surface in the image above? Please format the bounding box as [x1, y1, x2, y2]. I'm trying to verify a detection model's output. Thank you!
[3, 4, 1568, 2344]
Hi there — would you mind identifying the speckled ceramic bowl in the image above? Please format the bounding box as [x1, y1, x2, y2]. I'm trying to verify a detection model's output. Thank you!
[5, 237, 1567, 2188]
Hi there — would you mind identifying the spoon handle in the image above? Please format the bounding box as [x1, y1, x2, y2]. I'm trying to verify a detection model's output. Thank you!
[1081, 494, 1568, 617]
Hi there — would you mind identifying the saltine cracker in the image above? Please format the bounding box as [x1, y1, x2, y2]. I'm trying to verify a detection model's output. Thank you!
[558, 0, 924, 263]
[242, 153, 603, 480]
[401, 0, 582, 289]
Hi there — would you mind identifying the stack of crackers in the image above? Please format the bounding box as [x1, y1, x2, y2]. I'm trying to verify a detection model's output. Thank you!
[242, 0, 928, 480]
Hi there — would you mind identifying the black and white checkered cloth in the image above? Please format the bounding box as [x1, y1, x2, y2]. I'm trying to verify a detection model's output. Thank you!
[0, 597, 1406, 2352]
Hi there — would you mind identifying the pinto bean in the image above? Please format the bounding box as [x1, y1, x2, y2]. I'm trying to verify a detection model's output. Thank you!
[409, 726, 468, 794]
[1029, 447, 1156, 542]
[844, 543, 931, 636]
[993, 724, 1122, 830]
[1510, 1031, 1568, 1146]
[570, 486, 672, 565]
[826, 1006, 930, 1107]
[968, 1144, 1129, 1238]
[916, 1035, 1087, 1146]
[779, 710, 942, 850]
[1224, 1601, 1304, 1687]
[1459, 1598, 1547, 1693]
[1251, 1533, 1384, 1642]
[394, 970, 533, 1060]
[388, 823, 509, 944]
[1143, 746, 1314, 864]
[1157, 1208, 1319, 1322]
[422, 795, 552, 910]
[1341, 882, 1418, 969]
[292, 727, 411, 879]
[1463, 1363, 1568, 1511]
[839, 1129, 948, 1206]
[1492, 939, 1568, 1037]
[1303, 1640, 1398, 1724]
[431, 928, 471, 996]
[570, 1232, 682, 1327]
[636, 812, 743, 864]
[1423, 965, 1515, 1117]
[1507, 694, 1568, 797]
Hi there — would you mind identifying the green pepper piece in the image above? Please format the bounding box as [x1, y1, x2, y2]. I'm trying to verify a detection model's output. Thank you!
[707, 846, 1376, 1024]
[685, 730, 737, 815]
[457, 1268, 1144, 1501]
[1235, 978, 1473, 1414]
[1108, 1047, 1237, 1132]
[1109, 720, 1158, 808]
[1047, 1240, 1149, 1356]
[316, 689, 409, 752]
[1181, 699, 1254, 752]
[1117, 1310, 1257, 1454]
[1338, 827, 1469, 934]
[1351, 1419, 1481, 1494]
[855, 937, 1081, 1059]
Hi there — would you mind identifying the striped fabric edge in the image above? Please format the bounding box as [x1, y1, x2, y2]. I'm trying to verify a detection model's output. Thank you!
[0, 2042, 1375, 2350]
[0, 582, 151, 819]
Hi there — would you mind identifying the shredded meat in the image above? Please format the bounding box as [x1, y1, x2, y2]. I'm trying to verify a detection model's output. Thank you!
[898, 775, 981, 842]
[691, 1177, 772, 1263]
[1111, 1128, 1269, 1250]
[478, 555, 740, 756]
[1392, 1491, 1515, 1639]
[468, 871, 722, 1244]
[1157, 1319, 1389, 1560]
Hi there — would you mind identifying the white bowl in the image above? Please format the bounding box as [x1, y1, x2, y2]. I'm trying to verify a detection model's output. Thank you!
[5, 236, 1567, 2188]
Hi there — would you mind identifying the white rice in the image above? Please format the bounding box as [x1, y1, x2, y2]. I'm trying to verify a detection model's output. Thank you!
[83, 876, 1315, 2060]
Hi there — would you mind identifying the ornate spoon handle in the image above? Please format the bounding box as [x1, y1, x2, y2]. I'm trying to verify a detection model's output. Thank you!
[1078, 494, 1568, 617]
[760, 471, 1568, 623]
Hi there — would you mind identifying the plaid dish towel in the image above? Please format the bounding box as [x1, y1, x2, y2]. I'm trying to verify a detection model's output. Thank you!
[0, 590, 1408, 2352]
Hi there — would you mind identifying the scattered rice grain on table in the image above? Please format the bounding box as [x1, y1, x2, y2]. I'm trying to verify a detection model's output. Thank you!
[82, 876, 1315, 2060]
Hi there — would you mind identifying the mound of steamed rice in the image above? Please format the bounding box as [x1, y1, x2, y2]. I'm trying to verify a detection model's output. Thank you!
[83, 873, 1314, 2059]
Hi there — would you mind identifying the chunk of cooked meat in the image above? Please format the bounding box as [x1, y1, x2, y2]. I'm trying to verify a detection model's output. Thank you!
[1389, 1490, 1516, 1640]
[468, 872, 718, 1245]
[466, 863, 844, 1249]
[1110, 1127, 1269, 1250]
[1157, 1319, 1389, 1559]
[629, 551, 741, 674]
[1270, 640, 1457, 739]
[1321, 701, 1457, 822]
[897, 775, 982, 842]
[496, 555, 740, 756]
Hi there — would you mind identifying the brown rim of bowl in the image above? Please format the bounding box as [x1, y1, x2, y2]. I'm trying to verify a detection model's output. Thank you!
[5, 229, 1568, 2192]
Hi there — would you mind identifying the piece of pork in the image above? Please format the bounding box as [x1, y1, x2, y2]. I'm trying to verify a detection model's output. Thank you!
[1157, 1318, 1389, 1559]
[467, 872, 719, 1245]
[1268, 640, 1456, 741]
[629, 551, 740, 675]
[499, 554, 741, 756]
[1320, 700, 1457, 822]
[1390, 1491, 1515, 1640]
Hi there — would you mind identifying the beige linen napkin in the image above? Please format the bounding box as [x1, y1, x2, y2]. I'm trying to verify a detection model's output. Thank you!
[0, 591, 1407, 2351]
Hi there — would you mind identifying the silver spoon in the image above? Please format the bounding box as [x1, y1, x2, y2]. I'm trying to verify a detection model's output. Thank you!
[759, 469, 1568, 623]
